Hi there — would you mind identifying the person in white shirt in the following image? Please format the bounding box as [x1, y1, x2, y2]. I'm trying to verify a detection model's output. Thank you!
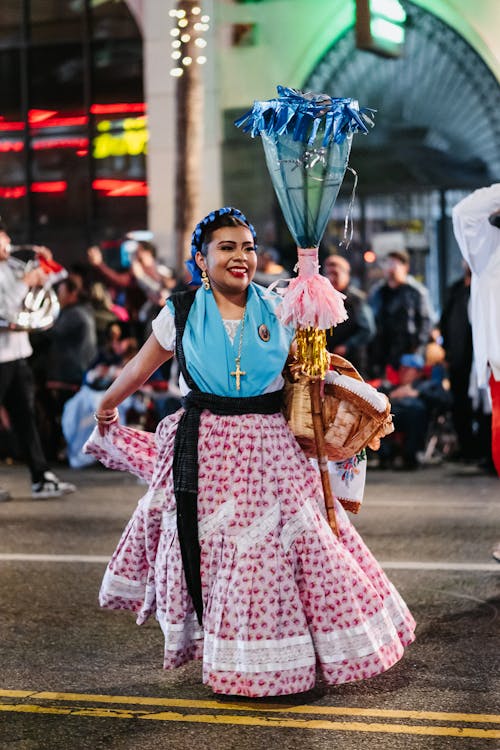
[0, 220, 76, 500]
[452, 184, 500, 481]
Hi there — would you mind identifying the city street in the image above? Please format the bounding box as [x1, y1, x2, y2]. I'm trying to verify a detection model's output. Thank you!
[0, 460, 498, 750]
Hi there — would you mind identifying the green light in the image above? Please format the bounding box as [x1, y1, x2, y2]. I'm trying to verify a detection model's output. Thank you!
[371, 0, 406, 23]
[371, 17, 405, 44]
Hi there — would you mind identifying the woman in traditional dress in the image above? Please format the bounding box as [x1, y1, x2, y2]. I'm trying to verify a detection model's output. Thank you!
[87, 207, 415, 698]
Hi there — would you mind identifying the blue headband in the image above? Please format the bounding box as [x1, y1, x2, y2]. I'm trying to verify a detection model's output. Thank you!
[185, 206, 258, 285]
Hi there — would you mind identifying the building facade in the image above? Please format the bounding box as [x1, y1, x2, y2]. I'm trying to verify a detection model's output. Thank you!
[0, 0, 499, 298]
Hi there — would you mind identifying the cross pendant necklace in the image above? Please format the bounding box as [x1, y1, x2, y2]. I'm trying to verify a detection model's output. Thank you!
[231, 356, 246, 390]
[230, 305, 247, 391]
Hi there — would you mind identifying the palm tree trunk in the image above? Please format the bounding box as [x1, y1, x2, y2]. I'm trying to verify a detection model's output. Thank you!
[174, 0, 203, 273]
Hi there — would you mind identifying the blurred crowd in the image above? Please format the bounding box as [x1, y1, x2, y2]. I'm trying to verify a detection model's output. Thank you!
[0, 227, 496, 483]
[0, 236, 189, 483]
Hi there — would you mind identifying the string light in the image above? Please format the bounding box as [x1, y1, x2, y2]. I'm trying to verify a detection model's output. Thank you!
[169, 3, 210, 77]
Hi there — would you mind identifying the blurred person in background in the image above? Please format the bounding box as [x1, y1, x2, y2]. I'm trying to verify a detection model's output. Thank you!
[376, 353, 451, 470]
[42, 273, 98, 460]
[47, 274, 98, 389]
[323, 254, 375, 376]
[253, 247, 290, 288]
[87, 239, 161, 342]
[368, 249, 435, 379]
[439, 262, 479, 463]
[452, 184, 500, 481]
[0, 220, 75, 500]
[88, 281, 126, 347]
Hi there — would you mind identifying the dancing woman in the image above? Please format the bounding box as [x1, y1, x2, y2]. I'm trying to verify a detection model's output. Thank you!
[87, 207, 415, 697]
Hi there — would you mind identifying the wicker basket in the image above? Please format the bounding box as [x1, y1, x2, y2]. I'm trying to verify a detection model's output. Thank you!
[283, 354, 393, 461]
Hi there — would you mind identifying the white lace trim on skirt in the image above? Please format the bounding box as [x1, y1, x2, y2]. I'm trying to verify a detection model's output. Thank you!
[203, 632, 315, 673]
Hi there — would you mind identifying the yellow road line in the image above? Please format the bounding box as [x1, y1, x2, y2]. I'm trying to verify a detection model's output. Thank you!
[0, 689, 498, 725]
[0, 702, 499, 739]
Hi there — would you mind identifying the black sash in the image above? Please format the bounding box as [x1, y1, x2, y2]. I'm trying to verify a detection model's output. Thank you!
[171, 292, 283, 625]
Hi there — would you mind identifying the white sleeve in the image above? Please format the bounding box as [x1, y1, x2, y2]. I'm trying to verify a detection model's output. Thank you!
[151, 303, 176, 351]
[452, 183, 500, 275]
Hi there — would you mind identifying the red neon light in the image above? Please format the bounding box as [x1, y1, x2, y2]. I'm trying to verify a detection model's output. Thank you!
[0, 137, 89, 151]
[0, 186, 26, 198]
[31, 181, 67, 193]
[90, 103, 146, 115]
[0, 141, 23, 153]
[0, 120, 24, 132]
[30, 116, 88, 129]
[0, 179, 146, 198]
[0, 103, 146, 132]
[92, 179, 148, 197]
[28, 109, 58, 123]
[33, 137, 89, 150]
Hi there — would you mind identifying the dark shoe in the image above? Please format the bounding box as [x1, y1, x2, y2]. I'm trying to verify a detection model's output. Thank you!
[31, 471, 76, 499]
[0, 488, 12, 502]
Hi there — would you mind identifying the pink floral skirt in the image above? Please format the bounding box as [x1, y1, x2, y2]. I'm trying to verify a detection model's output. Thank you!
[85, 410, 415, 697]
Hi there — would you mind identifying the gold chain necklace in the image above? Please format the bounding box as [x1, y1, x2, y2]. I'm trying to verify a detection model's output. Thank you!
[230, 305, 247, 390]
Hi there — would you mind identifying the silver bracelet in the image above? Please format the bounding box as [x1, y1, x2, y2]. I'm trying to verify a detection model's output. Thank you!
[93, 408, 119, 424]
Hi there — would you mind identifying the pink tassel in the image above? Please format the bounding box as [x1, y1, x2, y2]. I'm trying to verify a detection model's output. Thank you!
[276, 248, 348, 329]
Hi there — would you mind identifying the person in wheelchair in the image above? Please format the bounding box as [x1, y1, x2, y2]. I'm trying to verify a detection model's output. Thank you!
[376, 353, 452, 470]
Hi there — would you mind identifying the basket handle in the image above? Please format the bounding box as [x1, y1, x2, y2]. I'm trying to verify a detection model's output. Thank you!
[329, 353, 364, 382]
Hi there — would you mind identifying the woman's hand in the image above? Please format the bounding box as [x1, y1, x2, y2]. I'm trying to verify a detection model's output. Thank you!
[94, 406, 119, 436]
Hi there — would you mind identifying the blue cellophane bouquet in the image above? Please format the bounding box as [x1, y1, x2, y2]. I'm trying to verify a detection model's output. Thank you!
[235, 86, 374, 376]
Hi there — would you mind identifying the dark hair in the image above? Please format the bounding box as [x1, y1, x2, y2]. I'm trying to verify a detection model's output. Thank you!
[137, 240, 157, 258]
[388, 249, 410, 265]
[0, 217, 8, 233]
[489, 211, 500, 229]
[59, 273, 88, 303]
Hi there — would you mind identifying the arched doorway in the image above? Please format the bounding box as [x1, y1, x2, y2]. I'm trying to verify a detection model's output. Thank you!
[304, 1, 500, 303]
[306, 1, 500, 191]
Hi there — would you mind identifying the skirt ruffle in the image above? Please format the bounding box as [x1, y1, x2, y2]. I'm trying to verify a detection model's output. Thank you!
[87, 411, 415, 697]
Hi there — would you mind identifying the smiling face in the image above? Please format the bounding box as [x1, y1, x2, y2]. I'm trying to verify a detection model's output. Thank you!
[195, 225, 257, 297]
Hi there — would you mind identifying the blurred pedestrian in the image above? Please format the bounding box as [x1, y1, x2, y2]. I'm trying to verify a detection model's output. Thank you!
[42, 274, 98, 459]
[439, 262, 477, 462]
[368, 249, 435, 378]
[0, 220, 76, 499]
[323, 254, 375, 376]
[87, 240, 160, 342]
[377, 353, 451, 470]
[452, 184, 500, 478]
[253, 247, 290, 287]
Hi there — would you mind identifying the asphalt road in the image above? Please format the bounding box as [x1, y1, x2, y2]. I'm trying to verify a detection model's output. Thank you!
[0, 460, 498, 750]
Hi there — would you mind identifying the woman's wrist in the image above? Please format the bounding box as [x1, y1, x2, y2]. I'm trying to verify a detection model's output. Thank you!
[94, 406, 119, 424]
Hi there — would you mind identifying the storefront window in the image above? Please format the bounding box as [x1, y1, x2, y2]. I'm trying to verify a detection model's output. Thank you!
[0, 46, 27, 237]
[0, 2, 22, 46]
[29, 0, 85, 43]
[0, 0, 146, 264]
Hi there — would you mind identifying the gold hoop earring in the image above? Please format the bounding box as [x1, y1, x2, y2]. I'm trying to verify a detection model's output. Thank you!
[201, 269, 210, 291]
